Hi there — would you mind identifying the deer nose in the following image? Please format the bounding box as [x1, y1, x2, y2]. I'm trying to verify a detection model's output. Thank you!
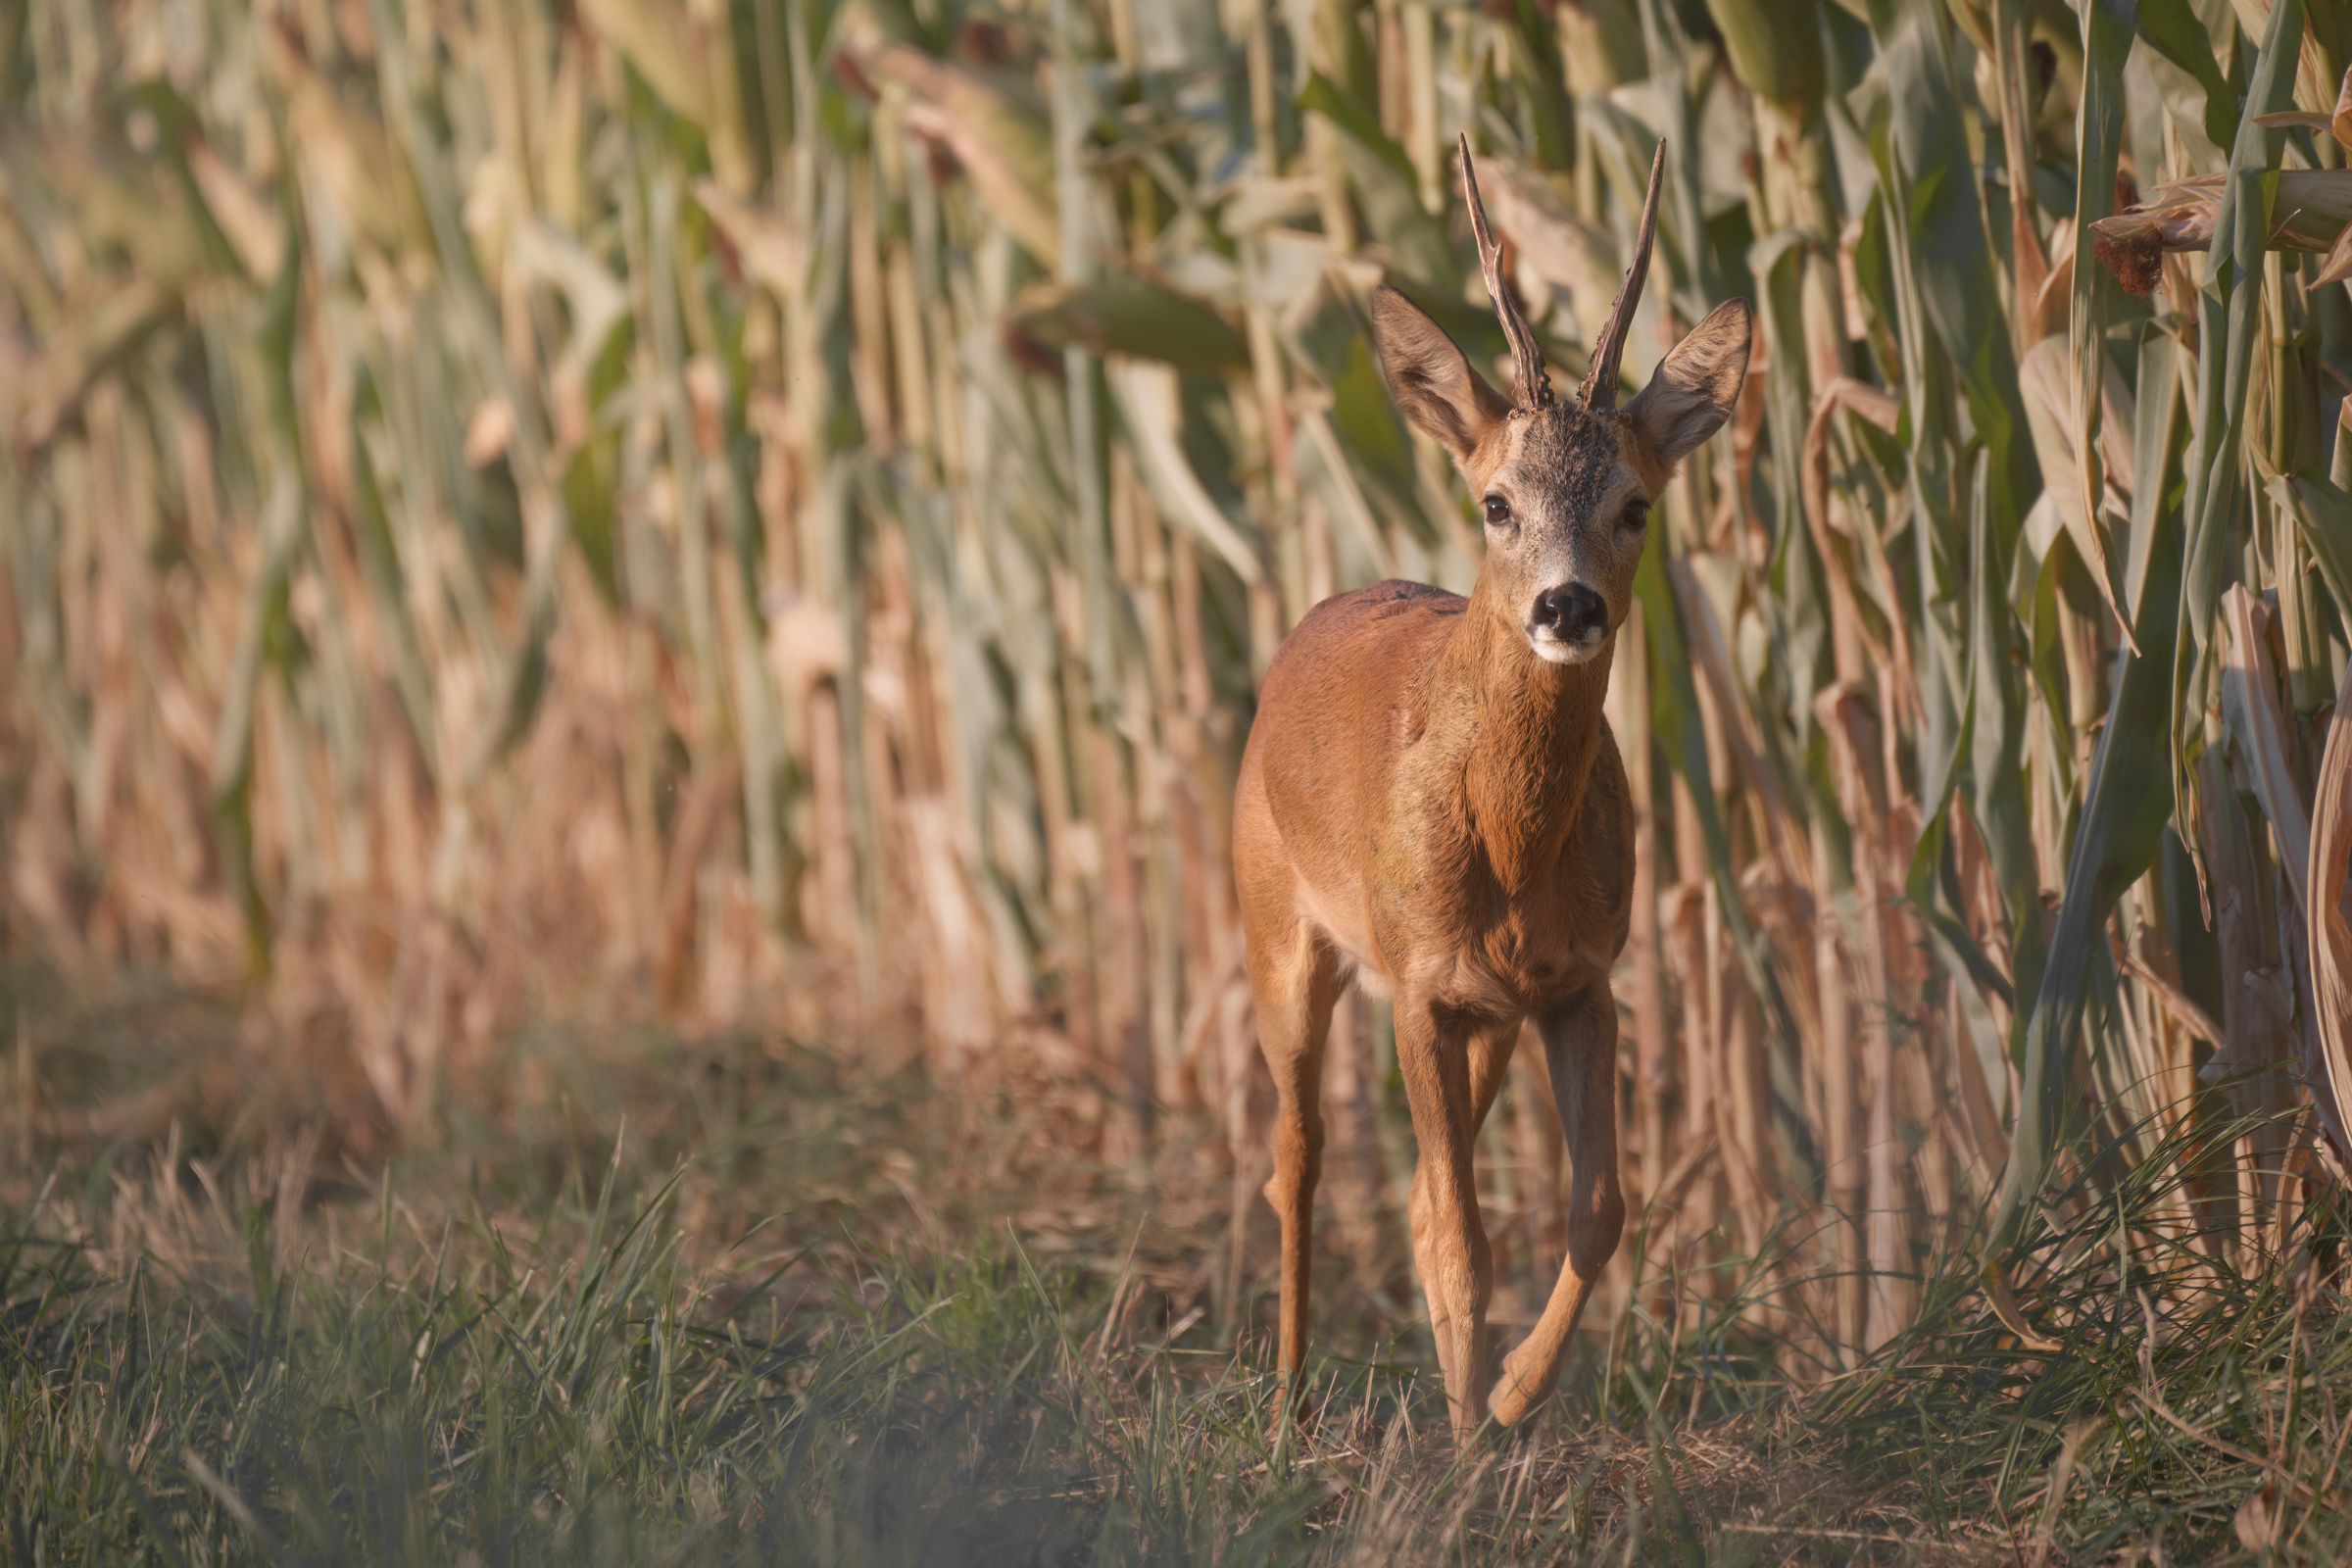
[1532, 584, 1607, 643]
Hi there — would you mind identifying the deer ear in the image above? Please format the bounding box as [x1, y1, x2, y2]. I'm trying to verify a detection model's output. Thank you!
[1369, 285, 1512, 464]
[1625, 299, 1752, 467]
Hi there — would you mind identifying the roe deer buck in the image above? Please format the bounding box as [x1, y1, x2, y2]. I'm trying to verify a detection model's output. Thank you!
[1233, 135, 1750, 1438]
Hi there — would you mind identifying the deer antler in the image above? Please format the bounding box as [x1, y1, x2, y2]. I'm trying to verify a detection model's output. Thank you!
[1580, 140, 1674, 411]
[1456, 133, 1552, 412]
[1579, 139, 1666, 412]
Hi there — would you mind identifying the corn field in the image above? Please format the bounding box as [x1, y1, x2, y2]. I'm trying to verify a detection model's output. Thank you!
[8, 0, 2352, 1371]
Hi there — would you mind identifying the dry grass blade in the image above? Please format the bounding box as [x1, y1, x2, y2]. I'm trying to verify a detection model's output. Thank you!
[2304, 657, 2352, 1165]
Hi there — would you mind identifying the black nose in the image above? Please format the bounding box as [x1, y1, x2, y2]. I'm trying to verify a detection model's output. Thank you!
[1532, 584, 1607, 642]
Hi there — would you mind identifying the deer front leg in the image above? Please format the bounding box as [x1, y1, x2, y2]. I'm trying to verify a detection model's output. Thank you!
[1395, 995, 1493, 1440]
[1404, 1015, 1516, 1348]
[1490, 985, 1625, 1427]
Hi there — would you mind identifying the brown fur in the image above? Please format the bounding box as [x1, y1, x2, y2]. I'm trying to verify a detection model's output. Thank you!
[1235, 270, 1750, 1437]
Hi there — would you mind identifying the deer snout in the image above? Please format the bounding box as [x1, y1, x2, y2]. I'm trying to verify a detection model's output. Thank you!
[1529, 584, 1608, 647]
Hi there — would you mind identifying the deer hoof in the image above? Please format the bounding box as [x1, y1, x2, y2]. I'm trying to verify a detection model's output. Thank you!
[1487, 1351, 1548, 1428]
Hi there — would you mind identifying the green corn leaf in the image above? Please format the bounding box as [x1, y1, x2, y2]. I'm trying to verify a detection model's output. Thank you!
[2180, 0, 2306, 658]
[1298, 72, 1451, 285]
[2166, 0, 2303, 913]
[1996, 325, 2185, 1249]
[2268, 467, 2352, 629]
[2135, 0, 2240, 154]
[1706, 0, 1825, 106]
[1005, 278, 1250, 373]
[2068, 0, 2134, 610]
[1639, 543, 1820, 1190]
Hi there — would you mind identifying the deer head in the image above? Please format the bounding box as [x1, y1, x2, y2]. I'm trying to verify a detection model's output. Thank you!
[1369, 136, 1751, 667]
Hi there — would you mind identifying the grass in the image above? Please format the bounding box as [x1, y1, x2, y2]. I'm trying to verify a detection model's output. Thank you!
[7, 977, 2352, 1565]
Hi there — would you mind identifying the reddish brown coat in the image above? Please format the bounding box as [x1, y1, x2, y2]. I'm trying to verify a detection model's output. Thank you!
[1232, 137, 1752, 1440]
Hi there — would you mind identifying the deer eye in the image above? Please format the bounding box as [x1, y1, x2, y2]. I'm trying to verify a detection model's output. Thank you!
[1482, 494, 1512, 527]
[1620, 500, 1650, 533]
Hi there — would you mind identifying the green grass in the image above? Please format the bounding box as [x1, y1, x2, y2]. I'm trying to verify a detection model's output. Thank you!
[6, 986, 2352, 1564]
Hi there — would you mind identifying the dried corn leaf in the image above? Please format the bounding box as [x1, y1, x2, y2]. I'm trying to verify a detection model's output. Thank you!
[2304, 662, 2352, 1164]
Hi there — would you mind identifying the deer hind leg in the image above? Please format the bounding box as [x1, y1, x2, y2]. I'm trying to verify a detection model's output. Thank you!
[1490, 985, 1625, 1427]
[1244, 914, 1342, 1391]
[1396, 996, 1494, 1439]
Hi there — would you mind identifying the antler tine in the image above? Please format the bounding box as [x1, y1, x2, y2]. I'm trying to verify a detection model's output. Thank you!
[1579, 138, 1667, 413]
[1456, 132, 1551, 411]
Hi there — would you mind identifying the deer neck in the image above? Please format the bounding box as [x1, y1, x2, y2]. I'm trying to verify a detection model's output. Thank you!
[1445, 574, 1613, 891]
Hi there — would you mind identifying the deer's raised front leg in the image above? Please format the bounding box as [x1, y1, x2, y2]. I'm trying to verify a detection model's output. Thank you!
[1490, 984, 1625, 1427]
[1395, 993, 1494, 1438]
